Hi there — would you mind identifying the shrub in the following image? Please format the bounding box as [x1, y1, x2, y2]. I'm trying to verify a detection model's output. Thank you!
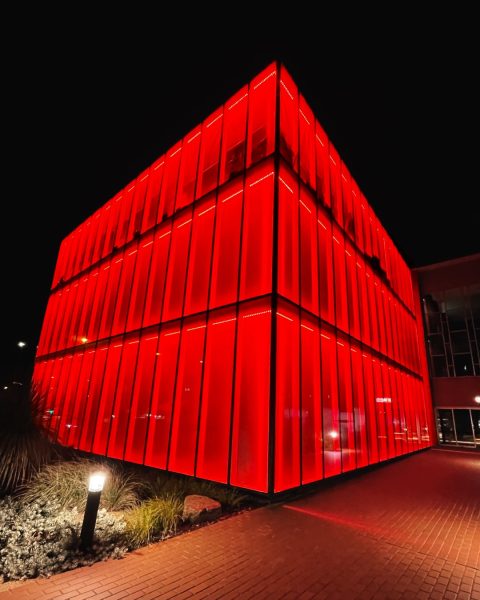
[186, 480, 248, 508]
[144, 474, 247, 509]
[145, 473, 189, 499]
[0, 497, 126, 581]
[125, 495, 183, 547]
[0, 385, 59, 495]
[21, 460, 140, 512]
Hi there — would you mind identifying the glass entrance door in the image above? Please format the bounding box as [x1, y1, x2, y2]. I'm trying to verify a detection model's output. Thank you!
[453, 410, 475, 445]
[473, 410, 480, 445]
[437, 409, 456, 444]
[436, 408, 479, 447]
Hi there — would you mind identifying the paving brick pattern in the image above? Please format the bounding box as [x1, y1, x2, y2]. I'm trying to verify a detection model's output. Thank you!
[2, 448, 479, 599]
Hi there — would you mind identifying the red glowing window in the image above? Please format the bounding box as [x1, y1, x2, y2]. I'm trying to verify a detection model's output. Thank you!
[111, 242, 138, 337]
[144, 322, 181, 469]
[300, 314, 323, 484]
[332, 226, 348, 333]
[159, 142, 182, 221]
[277, 165, 299, 304]
[329, 145, 342, 226]
[299, 187, 319, 315]
[209, 179, 243, 309]
[143, 222, 172, 328]
[162, 210, 193, 321]
[230, 300, 271, 492]
[350, 344, 368, 468]
[176, 126, 201, 210]
[279, 66, 298, 169]
[68, 349, 95, 449]
[168, 316, 206, 476]
[91, 340, 123, 456]
[196, 108, 223, 198]
[299, 96, 315, 189]
[127, 171, 149, 240]
[124, 330, 159, 464]
[315, 120, 330, 207]
[318, 207, 335, 326]
[126, 233, 154, 332]
[220, 86, 248, 185]
[247, 64, 276, 167]
[336, 337, 356, 472]
[184, 195, 216, 316]
[77, 344, 109, 452]
[142, 156, 165, 232]
[107, 334, 140, 460]
[196, 308, 236, 483]
[239, 161, 274, 301]
[321, 328, 341, 478]
[275, 302, 300, 492]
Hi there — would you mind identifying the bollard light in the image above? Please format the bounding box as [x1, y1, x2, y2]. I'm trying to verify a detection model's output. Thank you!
[88, 472, 106, 492]
[80, 472, 106, 549]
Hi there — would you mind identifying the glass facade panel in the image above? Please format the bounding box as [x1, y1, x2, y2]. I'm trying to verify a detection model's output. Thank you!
[275, 302, 300, 492]
[184, 196, 216, 315]
[196, 308, 236, 483]
[209, 179, 243, 309]
[168, 316, 206, 476]
[300, 314, 323, 484]
[230, 300, 271, 492]
[239, 161, 274, 300]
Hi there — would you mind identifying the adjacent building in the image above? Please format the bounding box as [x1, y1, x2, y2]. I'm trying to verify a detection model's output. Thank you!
[414, 254, 480, 448]
[34, 63, 435, 493]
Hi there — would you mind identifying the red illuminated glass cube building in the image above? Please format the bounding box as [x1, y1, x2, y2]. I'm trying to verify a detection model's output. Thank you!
[34, 63, 435, 494]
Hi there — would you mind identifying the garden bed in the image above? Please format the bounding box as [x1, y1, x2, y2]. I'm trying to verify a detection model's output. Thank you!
[0, 458, 253, 584]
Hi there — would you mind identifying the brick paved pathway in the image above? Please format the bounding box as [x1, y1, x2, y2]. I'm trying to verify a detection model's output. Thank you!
[2, 448, 479, 599]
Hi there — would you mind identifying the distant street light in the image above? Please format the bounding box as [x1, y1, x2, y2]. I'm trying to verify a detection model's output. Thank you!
[17, 341, 27, 348]
[80, 472, 106, 549]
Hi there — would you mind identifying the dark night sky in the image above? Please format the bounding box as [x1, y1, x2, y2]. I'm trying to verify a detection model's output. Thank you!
[2, 22, 478, 384]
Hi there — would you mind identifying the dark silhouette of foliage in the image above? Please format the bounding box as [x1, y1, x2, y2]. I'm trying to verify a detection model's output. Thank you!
[0, 384, 60, 495]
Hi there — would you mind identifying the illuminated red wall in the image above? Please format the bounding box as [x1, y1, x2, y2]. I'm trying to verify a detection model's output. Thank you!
[34, 63, 434, 493]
